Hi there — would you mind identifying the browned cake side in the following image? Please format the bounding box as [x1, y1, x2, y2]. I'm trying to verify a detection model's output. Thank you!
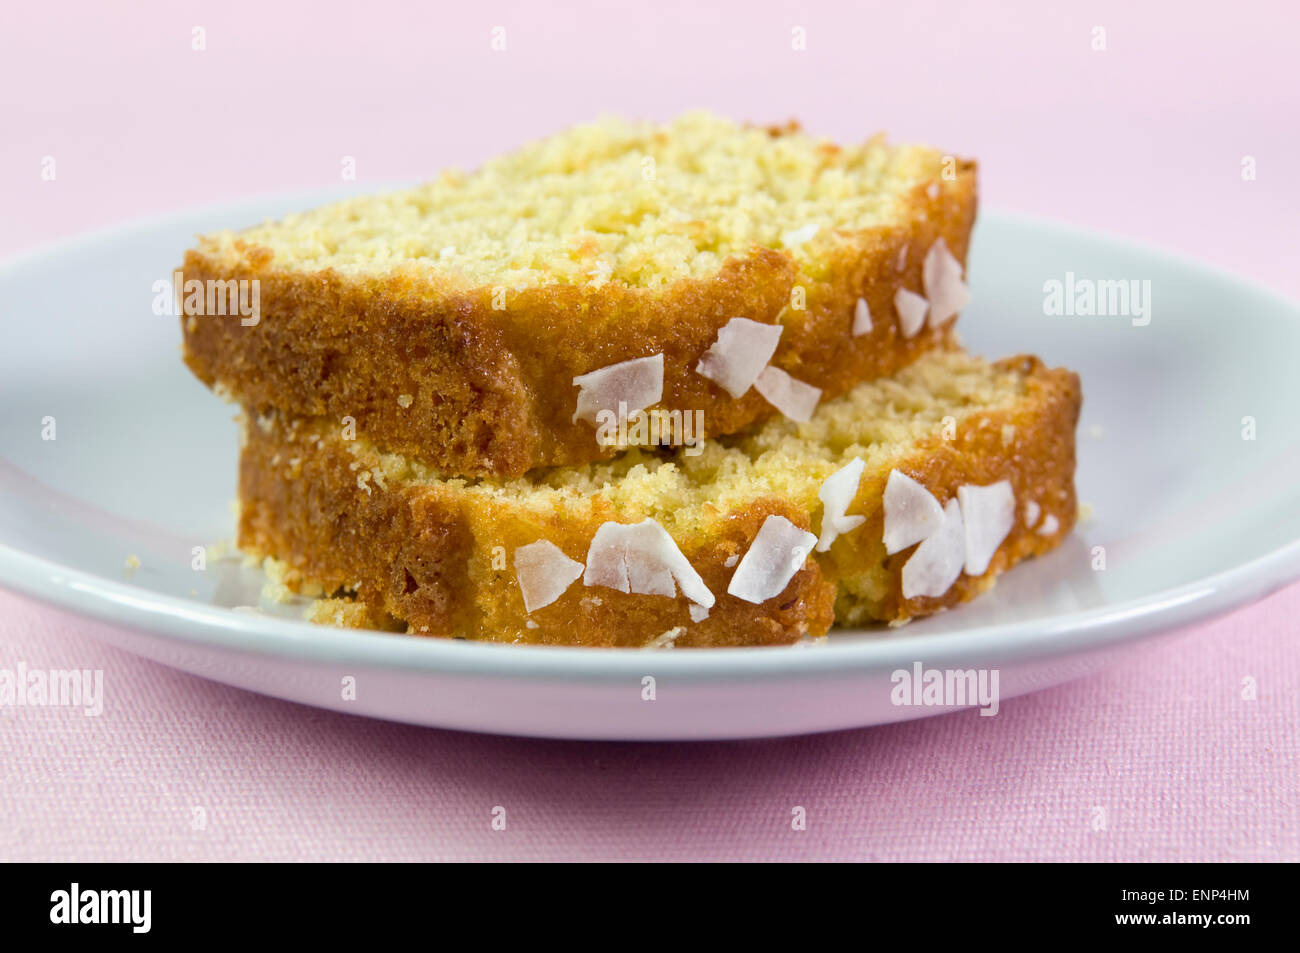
[236, 351, 1080, 648]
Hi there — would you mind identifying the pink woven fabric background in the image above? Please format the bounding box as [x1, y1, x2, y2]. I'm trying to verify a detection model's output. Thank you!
[2, 0, 1297, 861]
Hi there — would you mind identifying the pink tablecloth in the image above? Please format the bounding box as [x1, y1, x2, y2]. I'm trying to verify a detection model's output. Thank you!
[2, 0, 1297, 861]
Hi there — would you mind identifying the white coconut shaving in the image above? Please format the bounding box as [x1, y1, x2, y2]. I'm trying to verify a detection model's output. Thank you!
[853, 297, 873, 336]
[781, 223, 820, 247]
[894, 288, 929, 338]
[583, 518, 714, 607]
[571, 353, 663, 425]
[727, 515, 817, 605]
[1023, 500, 1041, 528]
[922, 237, 971, 327]
[754, 366, 821, 422]
[696, 317, 784, 398]
[882, 470, 945, 555]
[514, 540, 585, 613]
[815, 458, 867, 552]
[643, 626, 685, 650]
[901, 498, 965, 599]
[588, 257, 614, 285]
[957, 480, 1015, 576]
[688, 604, 710, 623]
[1038, 513, 1060, 536]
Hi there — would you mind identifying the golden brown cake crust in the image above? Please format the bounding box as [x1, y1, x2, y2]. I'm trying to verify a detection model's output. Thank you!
[182, 164, 977, 478]
[236, 354, 1079, 649]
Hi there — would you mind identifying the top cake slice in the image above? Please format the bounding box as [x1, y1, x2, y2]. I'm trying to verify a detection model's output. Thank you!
[179, 111, 977, 477]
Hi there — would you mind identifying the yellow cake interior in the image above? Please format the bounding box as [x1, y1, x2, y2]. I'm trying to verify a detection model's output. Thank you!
[200, 111, 952, 289]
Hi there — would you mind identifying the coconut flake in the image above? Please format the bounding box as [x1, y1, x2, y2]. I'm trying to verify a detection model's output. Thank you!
[644, 626, 685, 650]
[902, 498, 965, 599]
[816, 458, 867, 552]
[782, 223, 820, 247]
[688, 604, 710, 623]
[1038, 513, 1060, 536]
[728, 515, 817, 604]
[514, 540, 584, 613]
[896, 244, 908, 272]
[754, 366, 821, 422]
[958, 480, 1015, 576]
[1023, 500, 1041, 528]
[894, 288, 929, 338]
[923, 237, 971, 327]
[883, 470, 945, 555]
[853, 297, 873, 336]
[572, 353, 663, 425]
[583, 519, 714, 607]
[588, 257, 614, 285]
[696, 317, 784, 398]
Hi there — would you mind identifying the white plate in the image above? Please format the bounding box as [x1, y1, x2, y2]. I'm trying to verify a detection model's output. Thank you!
[2, 194, 1299, 740]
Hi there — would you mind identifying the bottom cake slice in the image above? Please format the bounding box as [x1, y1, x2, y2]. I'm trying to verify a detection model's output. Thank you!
[237, 345, 1081, 647]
